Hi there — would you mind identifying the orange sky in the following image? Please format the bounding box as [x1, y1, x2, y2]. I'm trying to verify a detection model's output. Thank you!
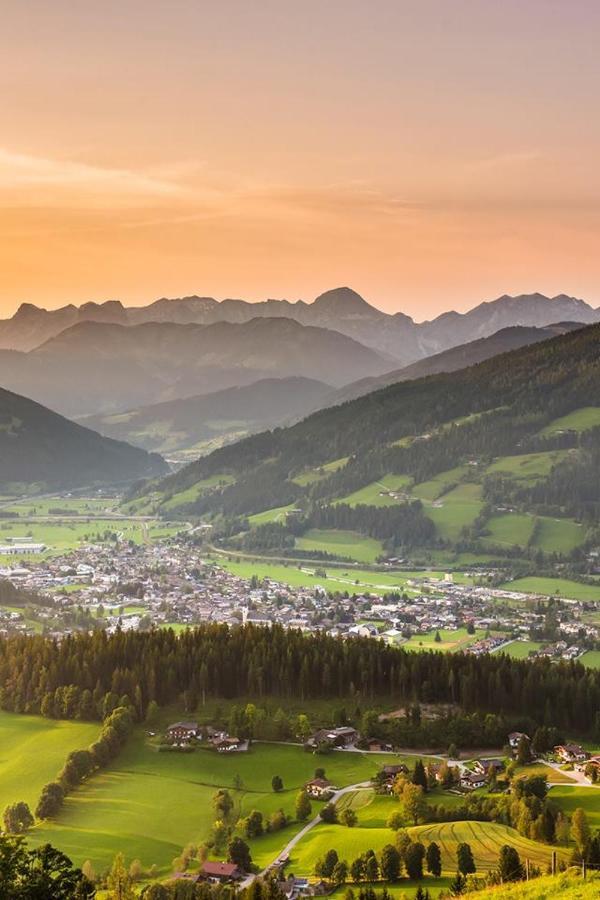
[1, 0, 600, 318]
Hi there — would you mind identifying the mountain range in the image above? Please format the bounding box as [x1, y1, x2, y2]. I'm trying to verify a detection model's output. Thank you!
[0, 317, 389, 418]
[1, 288, 598, 366]
[0, 386, 166, 489]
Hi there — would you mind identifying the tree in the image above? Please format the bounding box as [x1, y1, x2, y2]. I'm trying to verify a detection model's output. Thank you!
[81, 860, 96, 884]
[129, 858, 143, 881]
[145, 700, 159, 726]
[315, 767, 326, 779]
[106, 852, 136, 900]
[228, 837, 252, 872]
[295, 791, 312, 821]
[332, 860, 349, 885]
[404, 842, 425, 880]
[379, 844, 401, 882]
[516, 734, 532, 765]
[395, 828, 411, 859]
[212, 789, 234, 821]
[341, 808, 357, 827]
[3, 802, 34, 834]
[572, 807, 591, 854]
[296, 714, 312, 742]
[320, 803, 338, 824]
[412, 760, 428, 792]
[387, 810, 404, 830]
[35, 782, 65, 819]
[141, 886, 169, 900]
[271, 775, 284, 793]
[449, 872, 466, 896]
[364, 854, 379, 882]
[322, 849, 339, 878]
[456, 842, 476, 876]
[350, 857, 365, 883]
[426, 842, 442, 877]
[448, 744, 458, 760]
[401, 783, 427, 826]
[497, 845, 524, 882]
[241, 810, 264, 839]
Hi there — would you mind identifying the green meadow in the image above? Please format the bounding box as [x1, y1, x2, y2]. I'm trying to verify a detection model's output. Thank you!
[494, 640, 544, 660]
[0, 710, 99, 811]
[541, 407, 600, 436]
[486, 450, 571, 482]
[425, 483, 483, 542]
[335, 475, 412, 508]
[295, 529, 384, 563]
[499, 577, 600, 601]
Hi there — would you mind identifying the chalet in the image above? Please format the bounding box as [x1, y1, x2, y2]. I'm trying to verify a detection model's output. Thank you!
[305, 726, 359, 749]
[508, 732, 530, 750]
[473, 758, 505, 777]
[577, 754, 600, 774]
[555, 743, 588, 763]
[166, 721, 199, 742]
[366, 738, 392, 752]
[304, 777, 334, 799]
[460, 771, 486, 790]
[214, 736, 248, 753]
[379, 763, 408, 790]
[199, 861, 244, 882]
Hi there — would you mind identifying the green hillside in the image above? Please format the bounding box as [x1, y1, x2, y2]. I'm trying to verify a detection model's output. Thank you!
[131, 323, 600, 572]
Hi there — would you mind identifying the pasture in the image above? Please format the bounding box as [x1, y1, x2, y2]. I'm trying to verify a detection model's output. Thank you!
[579, 651, 600, 670]
[401, 627, 487, 653]
[486, 450, 570, 482]
[295, 529, 384, 564]
[335, 474, 412, 508]
[425, 483, 483, 542]
[411, 467, 470, 502]
[499, 577, 600, 601]
[248, 505, 295, 526]
[532, 517, 585, 554]
[292, 457, 349, 487]
[494, 640, 544, 660]
[31, 736, 402, 876]
[481, 513, 534, 549]
[541, 407, 600, 436]
[0, 710, 99, 811]
[550, 785, 600, 830]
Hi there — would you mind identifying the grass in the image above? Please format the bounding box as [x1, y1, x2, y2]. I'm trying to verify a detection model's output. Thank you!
[486, 450, 571, 482]
[295, 529, 384, 564]
[335, 475, 412, 508]
[579, 651, 600, 669]
[160, 475, 235, 512]
[290, 818, 565, 876]
[493, 640, 544, 659]
[31, 734, 405, 876]
[0, 710, 99, 811]
[541, 407, 600, 436]
[2, 496, 120, 517]
[532, 517, 585, 554]
[292, 457, 350, 487]
[411, 467, 470, 502]
[499, 577, 600, 601]
[481, 514, 535, 549]
[514, 763, 576, 784]
[550, 785, 600, 830]
[401, 627, 488, 653]
[425, 483, 484, 542]
[248, 505, 296, 526]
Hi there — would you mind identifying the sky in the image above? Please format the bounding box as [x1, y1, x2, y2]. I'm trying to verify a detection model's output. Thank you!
[1, 0, 600, 319]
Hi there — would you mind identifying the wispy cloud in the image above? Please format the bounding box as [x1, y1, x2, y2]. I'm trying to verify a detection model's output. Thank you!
[0, 148, 183, 205]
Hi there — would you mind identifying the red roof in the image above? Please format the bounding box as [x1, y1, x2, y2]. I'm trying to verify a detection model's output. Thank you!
[202, 862, 240, 877]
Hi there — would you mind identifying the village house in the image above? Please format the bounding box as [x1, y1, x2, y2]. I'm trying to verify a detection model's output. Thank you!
[305, 726, 359, 749]
[199, 861, 244, 882]
[460, 771, 486, 790]
[555, 743, 589, 763]
[473, 758, 505, 777]
[304, 777, 334, 799]
[213, 736, 248, 753]
[166, 721, 199, 743]
[378, 763, 408, 790]
[508, 731, 530, 750]
[365, 737, 392, 752]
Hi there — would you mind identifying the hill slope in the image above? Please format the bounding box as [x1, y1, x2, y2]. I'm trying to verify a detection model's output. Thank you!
[0, 318, 390, 418]
[81, 376, 334, 457]
[0, 386, 166, 488]
[137, 323, 600, 563]
[333, 322, 583, 404]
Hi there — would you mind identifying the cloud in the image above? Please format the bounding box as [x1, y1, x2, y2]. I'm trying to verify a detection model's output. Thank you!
[0, 148, 183, 205]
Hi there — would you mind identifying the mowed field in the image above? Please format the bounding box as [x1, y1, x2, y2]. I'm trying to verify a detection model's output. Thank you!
[494, 640, 544, 660]
[0, 710, 99, 811]
[295, 529, 384, 563]
[499, 577, 600, 601]
[31, 734, 399, 875]
[541, 407, 600, 436]
[335, 475, 412, 508]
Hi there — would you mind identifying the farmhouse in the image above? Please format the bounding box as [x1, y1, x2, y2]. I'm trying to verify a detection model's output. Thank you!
[378, 763, 408, 790]
[461, 771, 486, 790]
[473, 758, 505, 776]
[366, 737, 392, 752]
[304, 777, 334, 799]
[305, 726, 359, 749]
[166, 721, 199, 742]
[508, 731, 530, 750]
[555, 743, 588, 763]
[213, 736, 248, 753]
[199, 861, 244, 882]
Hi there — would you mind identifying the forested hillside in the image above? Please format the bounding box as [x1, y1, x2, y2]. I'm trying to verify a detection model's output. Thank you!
[134, 323, 600, 567]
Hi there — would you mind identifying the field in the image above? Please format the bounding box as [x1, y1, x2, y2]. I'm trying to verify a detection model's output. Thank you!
[550, 785, 600, 830]
[290, 817, 565, 876]
[494, 640, 544, 660]
[486, 450, 571, 482]
[425, 483, 483, 542]
[401, 627, 489, 653]
[533, 517, 585, 553]
[295, 529, 384, 564]
[0, 710, 99, 811]
[31, 735, 402, 875]
[248, 505, 295, 526]
[481, 514, 534, 548]
[579, 650, 600, 669]
[541, 407, 600, 436]
[292, 457, 349, 487]
[335, 475, 412, 508]
[411, 467, 470, 502]
[499, 577, 600, 601]
[1, 496, 120, 517]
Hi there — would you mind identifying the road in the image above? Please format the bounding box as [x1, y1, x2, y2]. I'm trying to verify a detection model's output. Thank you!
[238, 779, 373, 889]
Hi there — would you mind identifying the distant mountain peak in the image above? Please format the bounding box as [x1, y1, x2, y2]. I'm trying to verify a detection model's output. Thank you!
[312, 287, 379, 315]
